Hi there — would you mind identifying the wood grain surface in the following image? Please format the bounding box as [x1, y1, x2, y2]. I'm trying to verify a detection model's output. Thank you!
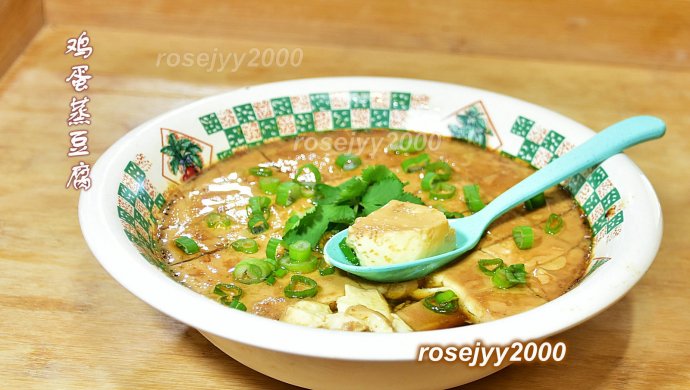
[1, 6, 690, 390]
[0, 0, 42, 76]
[43, 0, 690, 69]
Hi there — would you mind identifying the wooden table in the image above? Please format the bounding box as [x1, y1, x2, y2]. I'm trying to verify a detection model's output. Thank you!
[2, 2, 689, 388]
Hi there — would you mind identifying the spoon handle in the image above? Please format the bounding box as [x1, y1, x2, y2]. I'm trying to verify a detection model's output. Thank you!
[471, 115, 665, 227]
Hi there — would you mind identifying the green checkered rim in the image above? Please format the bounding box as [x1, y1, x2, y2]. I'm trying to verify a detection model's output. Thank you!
[198, 91, 425, 160]
[117, 161, 166, 270]
[500, 115, 624, 244]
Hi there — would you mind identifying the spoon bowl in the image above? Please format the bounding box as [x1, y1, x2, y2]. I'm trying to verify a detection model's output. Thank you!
[325, 116, 666, 282]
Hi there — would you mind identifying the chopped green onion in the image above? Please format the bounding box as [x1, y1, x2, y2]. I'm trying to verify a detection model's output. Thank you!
[280, 255, 318, 274]
[284, 275, 318, 298]
[265, 275, 277, 285]
[491, 264, 527, 289]
[478, 259, 528, 289]
[491, 267, 515, 289]
[512, 226, 534, 250]
[247, 196, 271, 216]
[205, 212, 232, 229]
[233, 259, 273, 284]
[425, 161, 452, 181]
[388, 136, 426, 154]
[247, 214, 269, 234]
[524, 193, 546, 210]
[276, 182, 301, 206]
[505, 264, 527, 284]
[478, 258, 504, 276]
[264, 257, 278, 270]
[335, 154, 362, 171]
[213, 283, 243, 299]
[433, 204, 464, 219]
[249, 166, 273, 177]
[401, 153, 430, 173]
[339, 238, 360, 266]
[422, 290, 459, 314]
[294, 163, 322, 186]
[545, 213, 564, 235]
[231, 238, 259, 254]
[174, 236, 199, 255]
[545, 213, 564, 234]
[288, 240, 312, 262]
[259, 177, 281, 194]
[266, 237, 284, 259]
[220, 296, 247, 311]
[421, 172, 441, 191]
[463, 184, 485, 212]
[274, 268, 288, 278]
[319, 265, 336, 276]
[430, 182, 457, 200]
[318, 258, 336, 276]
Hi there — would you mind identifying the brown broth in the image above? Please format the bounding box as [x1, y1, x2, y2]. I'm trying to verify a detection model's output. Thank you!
[155, 130, 592, 331]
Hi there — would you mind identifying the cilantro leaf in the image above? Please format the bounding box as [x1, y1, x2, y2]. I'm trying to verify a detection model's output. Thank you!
[397, 191, 424, 205]
[322, 204, 355, 224]
[282, 207, 329, 247]
[361, 165, 401, 184]
[337, 177, 368, 202]
[314, 183, 341, 205]
[360, 178, 404, 215]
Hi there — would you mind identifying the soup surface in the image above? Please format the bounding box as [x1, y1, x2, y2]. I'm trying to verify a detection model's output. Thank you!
[156, 130, 591, 332]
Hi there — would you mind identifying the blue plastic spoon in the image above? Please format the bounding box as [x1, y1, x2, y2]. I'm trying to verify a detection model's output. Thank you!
[324, 116, 666, 282]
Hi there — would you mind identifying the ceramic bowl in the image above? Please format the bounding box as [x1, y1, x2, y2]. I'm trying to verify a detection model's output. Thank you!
[79, 77, 662, 389]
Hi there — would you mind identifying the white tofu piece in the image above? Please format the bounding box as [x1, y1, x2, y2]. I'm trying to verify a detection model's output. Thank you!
[347, 200, 456, 266]
[324, 313, 368, 332]
[336, 284, 391, 319]
[280, 300, 332, 328]
[345, 305, 394, 333]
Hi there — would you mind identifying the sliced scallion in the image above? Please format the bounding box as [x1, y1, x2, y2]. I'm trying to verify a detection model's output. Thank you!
[388, 136, 426, 154]
[276, 182, 301, 206]
[266, 237, 284, 260]
[430, 182, 457, 200]
[425, 161, 452, 181]
[512, 226, 534, 250]
[545, 213, 564, 235]
[280, 255, 318, 274]
[231, 238, 259, 254]
[339, 238, 360, 266]
[463, 184, 485, 212]
[249, 166, 273, 177]
[401, 153, 430, 173]
[220, 296, 247, 311]
[205, 212, 232, 229]
[422, 290, 459, 314]
[294, 163, 322, 186]
[284, 275, 318, 298]
[421, 172, 441, 191]
[247, 214, 269, 234]
[274, 268, 288, 278]
[477, 259, 528, 289]
[491, 264, 527, 289]
[259, 177, 281, 194]
[478, 258, 504, 276]
[433, 204, 464, 219]
[212, 283, 243, 299]
[233, 259, 273, 284]
[174, 236, 199, 255]
[288, 240, 312, 262]
[335, 154, 362, 171]
[524, 192, 546, 210]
